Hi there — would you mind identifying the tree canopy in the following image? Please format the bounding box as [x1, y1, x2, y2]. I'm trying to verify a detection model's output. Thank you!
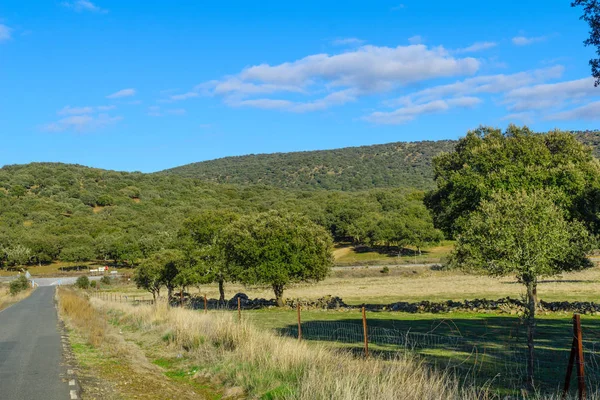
[572, 0, 600, 86]
[220, 211, 334, 306]
[449, 190, 593, 388]
[425, 126, 600, 237]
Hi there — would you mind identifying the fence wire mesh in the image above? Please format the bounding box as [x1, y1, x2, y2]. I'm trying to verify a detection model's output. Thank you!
[278, 319, 600, 393]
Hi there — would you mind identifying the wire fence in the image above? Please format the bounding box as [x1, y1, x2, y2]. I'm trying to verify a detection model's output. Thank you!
[278, 317, 600, 394]
[94, 291, 600, 395]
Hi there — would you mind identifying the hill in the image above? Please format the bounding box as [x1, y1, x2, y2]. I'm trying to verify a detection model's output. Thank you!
[0, 163, 434, 267]
[161, 140, 456, 190]
[162, 130, 600, 190]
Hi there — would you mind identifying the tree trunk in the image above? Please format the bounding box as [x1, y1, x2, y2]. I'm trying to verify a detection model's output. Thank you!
[525, 280, 537, 390]
[218, 279, 225, 305]
[273, 284, 285, 307]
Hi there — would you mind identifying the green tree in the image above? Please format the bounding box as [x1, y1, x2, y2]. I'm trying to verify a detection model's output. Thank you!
[425, 126, 600, 237]
[179, 210, 239, 303]
[4, 245, 32, 268]
[10, 185, 26, 198]
[133, 256, 164, 301]
[75, 276, 90, 289]
[572, 0, 600, 86]
[221, 211, 334, 306]
[60, 246, 95, 263]
[10, 275, 30, 295]
[450, 190, 593, 389]
[136, 249, 185, 300]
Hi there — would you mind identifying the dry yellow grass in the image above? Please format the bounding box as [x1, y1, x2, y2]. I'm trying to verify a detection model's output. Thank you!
[0, 284, 32, 311]
[58, 288, 222, 399]
[89, 297, 463, 400]
[61, 289, 600, 399]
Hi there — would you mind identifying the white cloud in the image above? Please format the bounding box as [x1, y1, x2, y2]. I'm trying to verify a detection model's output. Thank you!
[106, 88, 136, 99]
[61, 0, 107, 13]
[230, 98, 294, 110]
[455, 41, 497, 54]
[148, 106, 162, 116]
[512, 35, 547, 46]
[391, 4, 405, 10]
[547, 101, 600, 120]
[501, 112, 534, 123]
[365, 97, 481, 125]
[57, 105, 115, 115]
[504, 77, 597, 112]
[43, 114, 121, 132]
[147, 106, 187, 116]
[170, 92, 199, 101]
[234, 45, 478, 92]
[408, 36, 423, 45]
[194, 44, 479, 113]
[332, 37, 365, 46]
[45, 104, 120, 132]
[0, 24, 12, 42]
[390, 65, 564, 106]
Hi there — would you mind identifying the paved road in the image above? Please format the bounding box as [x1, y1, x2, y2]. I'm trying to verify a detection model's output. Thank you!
[0, 275, 107, 286]
[33, 276, 103, 287]
[0, 287, 71, 400]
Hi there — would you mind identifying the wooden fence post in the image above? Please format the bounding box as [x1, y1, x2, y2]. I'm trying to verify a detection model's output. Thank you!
[362, 306, 369, 358]
[237, 297, 241, 321]
[562, 313, 586, 400]
[297, 303, 302, 341]
[204, 295, 207, 314]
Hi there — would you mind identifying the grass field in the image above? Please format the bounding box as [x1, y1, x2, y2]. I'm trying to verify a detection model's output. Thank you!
[102, 264, 600, 306]
[333, 241, 454, 266]
[92, 262, 600, 396]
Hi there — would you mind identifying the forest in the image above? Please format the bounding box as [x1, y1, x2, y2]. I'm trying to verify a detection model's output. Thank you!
[0, 162, 438, 269]
[162, 130, 600, 191]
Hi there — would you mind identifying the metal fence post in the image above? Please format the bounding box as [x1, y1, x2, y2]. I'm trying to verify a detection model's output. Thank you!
[362, 306, 369, 358]
[562, 313, 586, 400]
[297, 303, 302, 341]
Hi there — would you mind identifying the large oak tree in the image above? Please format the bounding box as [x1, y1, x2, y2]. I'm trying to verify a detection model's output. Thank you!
[220, 211, 334, 306]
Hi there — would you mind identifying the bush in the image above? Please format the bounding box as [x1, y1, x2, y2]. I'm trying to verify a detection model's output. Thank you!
[75, 276, 90, 289]
[10, 275, 30, 295]
[90, 280, 97, 289]
[100, 276, 111, 285]
[380, 266, 390, 274]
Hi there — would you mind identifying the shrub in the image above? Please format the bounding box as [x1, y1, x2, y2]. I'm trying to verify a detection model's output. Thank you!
[380, 266, 390, 274]
[90, 281, 97, 289]
[10, 275, 29, 295]
[75, 276, 90, 289]
[100, 276, 111, 285]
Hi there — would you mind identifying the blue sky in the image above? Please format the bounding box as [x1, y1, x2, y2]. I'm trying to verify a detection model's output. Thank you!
[1, 1, 599, 172]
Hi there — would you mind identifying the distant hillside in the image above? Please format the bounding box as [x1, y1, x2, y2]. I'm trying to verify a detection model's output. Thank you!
[162, 131, 600, 191]
[162, 140, 456, 191]
[0, 162, 432, 266]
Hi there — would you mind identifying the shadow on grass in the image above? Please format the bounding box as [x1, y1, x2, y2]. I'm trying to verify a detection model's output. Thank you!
[277, 316, 600, 394]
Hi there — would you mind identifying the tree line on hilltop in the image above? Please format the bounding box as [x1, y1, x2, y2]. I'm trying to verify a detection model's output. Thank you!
[161, 130, 600, 191]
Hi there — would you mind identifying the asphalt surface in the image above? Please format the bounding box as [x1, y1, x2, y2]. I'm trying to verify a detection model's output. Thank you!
[0, 287, 71, 400]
